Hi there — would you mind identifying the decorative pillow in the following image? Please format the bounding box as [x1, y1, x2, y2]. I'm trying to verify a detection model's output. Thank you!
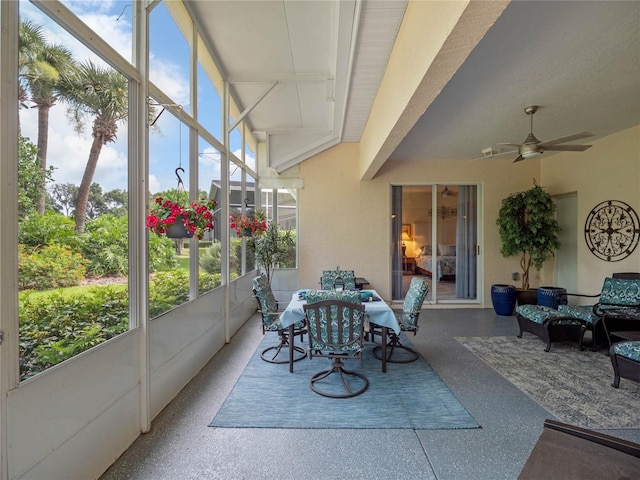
[418, 245, 432, 255]
[438, 244, 456, 256]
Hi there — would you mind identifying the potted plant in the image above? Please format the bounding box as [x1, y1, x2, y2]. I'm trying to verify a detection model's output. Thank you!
[248, 221, 295, 285]
[229, 209, 267, 237]
[496, 181, 560, 305]
[146, 196, 217, 240]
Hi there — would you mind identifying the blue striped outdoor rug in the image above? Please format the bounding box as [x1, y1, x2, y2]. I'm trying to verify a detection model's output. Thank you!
[209, 333, 480, 429]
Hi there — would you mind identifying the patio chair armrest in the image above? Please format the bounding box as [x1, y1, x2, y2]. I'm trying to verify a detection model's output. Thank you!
[565, 292, 600, 299]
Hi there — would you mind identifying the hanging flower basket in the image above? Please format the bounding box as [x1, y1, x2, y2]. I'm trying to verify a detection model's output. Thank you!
[230, 211, 267, 238]
[165, 214, 194, 239]
[146, 196, 217, 240]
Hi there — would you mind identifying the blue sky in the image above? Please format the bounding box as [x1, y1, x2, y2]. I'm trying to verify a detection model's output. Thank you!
[19, 0, 248, 195]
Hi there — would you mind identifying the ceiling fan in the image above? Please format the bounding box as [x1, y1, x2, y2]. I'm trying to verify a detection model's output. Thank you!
[500, 105, 594, 162]
[473, 106, 594, 162]
[441, 186, 457, 197]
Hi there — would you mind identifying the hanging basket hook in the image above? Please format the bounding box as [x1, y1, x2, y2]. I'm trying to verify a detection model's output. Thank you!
[175, 167, 185, 189]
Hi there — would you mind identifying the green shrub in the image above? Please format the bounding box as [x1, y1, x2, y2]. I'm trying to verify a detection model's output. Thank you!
[18, 244, 88, 290]
[18, 211, 78, 249]
[79, 215, 128, 276]
[149, 234, 179, 272]
[200, 241, 222, 274]
[18, 268, 223, 380]
[19, 286, 129, 379]
[148, 269, 222, 317]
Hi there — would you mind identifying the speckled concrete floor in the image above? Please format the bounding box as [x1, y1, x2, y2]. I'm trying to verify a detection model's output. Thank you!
[99, 308, 640, 480]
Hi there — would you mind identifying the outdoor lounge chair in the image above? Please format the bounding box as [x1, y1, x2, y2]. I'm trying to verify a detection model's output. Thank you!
[516, 276, 640, 351]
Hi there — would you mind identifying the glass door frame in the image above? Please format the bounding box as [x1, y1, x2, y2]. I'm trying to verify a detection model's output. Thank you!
[391, 183, 482, 305]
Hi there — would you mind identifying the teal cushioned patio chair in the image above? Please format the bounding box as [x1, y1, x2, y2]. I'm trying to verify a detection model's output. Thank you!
[303, 290, 367, 398]
[558, 276, 640, 351]
[371, 276, 429, 363]
[320, 267, 356, 291]
[610, 341, 640, 388]
[252, 274, 306, 365]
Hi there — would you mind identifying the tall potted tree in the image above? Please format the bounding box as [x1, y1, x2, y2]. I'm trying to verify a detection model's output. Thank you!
[249, 221, 295, 285]
[496, 181, 561, 305]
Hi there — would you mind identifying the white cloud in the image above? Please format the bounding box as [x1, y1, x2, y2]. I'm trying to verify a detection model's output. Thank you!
[148, 174, 161, 194]
[79, 12, 133, 63]
[21, 99, 129, 192]
[149, 55, 190, 108]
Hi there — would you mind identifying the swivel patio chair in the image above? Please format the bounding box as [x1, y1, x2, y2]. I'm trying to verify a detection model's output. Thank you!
[371, 276, 429, 363]
[252, 274, 306, 365]
[303, 290, 367, 398]
[320, 267, 356, 290]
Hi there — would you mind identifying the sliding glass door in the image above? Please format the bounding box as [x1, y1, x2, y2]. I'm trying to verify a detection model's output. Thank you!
[392, 184, 480, 304]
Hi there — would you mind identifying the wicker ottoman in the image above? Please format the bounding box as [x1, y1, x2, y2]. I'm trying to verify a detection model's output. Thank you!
[516, 304, 586, 352]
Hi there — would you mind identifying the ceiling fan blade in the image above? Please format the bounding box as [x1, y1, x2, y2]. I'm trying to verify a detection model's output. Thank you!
[513, 155, 525, 163]
[469, 150, 518, 162]
[539, 132, 594, 147]
[496, 142, 521, 147]
[544, 144, 592, 152]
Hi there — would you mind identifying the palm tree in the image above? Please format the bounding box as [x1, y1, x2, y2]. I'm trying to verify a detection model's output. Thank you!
[19, 20, 78, 213]
[18, 21, 47, 111]
[31, 45, 76, 213]
[57, 61, 128, 232]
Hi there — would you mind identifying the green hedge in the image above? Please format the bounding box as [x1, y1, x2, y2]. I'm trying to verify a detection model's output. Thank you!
[19, 269, 223, 380]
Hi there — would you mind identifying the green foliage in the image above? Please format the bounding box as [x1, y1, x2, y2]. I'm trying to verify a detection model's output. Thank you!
[17, 136, 54, 218]
[79, 214, 128, 276]
[148, 269, 222, 317]
[18, 267, 223, 380]
[18, 210, 77, 249]
[18, 244, 88, 290]
[19, 286, 128, 379]
[248, 222, 295, 284]
[149, 233, 179, 272]
[200, 241, 222, 274]
[49, 182, 78, 216]
[496, 182, 561, 289]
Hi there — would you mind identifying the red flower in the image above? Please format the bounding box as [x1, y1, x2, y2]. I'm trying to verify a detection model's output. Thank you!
[146, 196, 217, 240]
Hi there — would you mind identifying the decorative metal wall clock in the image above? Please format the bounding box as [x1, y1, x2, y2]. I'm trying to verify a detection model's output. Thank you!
[584, 200, 639, 261]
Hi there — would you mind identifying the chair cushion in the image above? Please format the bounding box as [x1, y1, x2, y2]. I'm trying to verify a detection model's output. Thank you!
[517, 304, 581, 326]
[399, 277, 429, 329]
[613, 341, 640, 362]
[305, 289, 361, 304]
[558, 305, 596, 324]
[599, 277, 640, 307]
[320, 269, 356, 290]
[304, 301, 364, 354]
[252, 274, 304, 331]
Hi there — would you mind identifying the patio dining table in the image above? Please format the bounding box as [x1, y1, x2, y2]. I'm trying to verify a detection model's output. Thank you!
[280, 289, 400, 373]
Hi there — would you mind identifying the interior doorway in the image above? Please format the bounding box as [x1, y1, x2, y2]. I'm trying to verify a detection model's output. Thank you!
[554, 194, 578, 293]
[392, 185, 480, 304]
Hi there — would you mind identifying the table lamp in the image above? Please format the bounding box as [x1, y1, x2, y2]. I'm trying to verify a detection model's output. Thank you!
[402, 231, 410, 257]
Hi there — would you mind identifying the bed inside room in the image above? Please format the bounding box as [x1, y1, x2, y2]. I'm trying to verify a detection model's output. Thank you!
[398, 184, 477, 302]
[414, 244, 457, 282]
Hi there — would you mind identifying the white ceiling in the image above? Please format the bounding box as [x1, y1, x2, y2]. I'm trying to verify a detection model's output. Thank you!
[186, 0, 640, 172]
